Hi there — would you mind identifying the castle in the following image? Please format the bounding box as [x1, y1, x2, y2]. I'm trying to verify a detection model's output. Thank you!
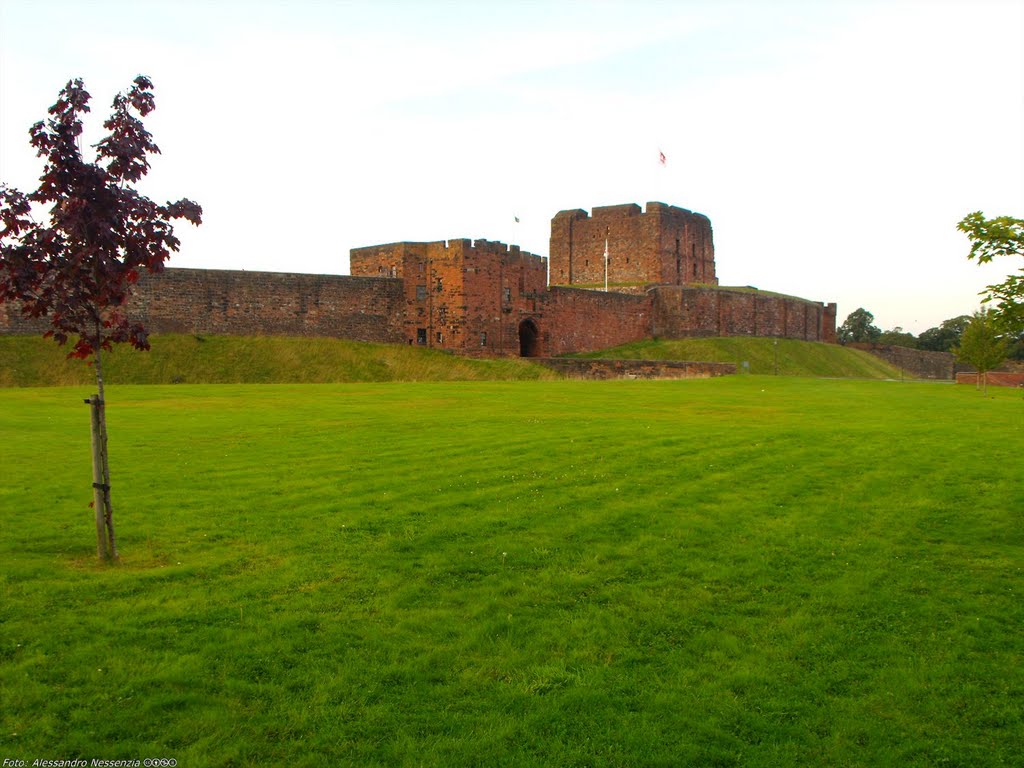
[0, 202, 837, 355]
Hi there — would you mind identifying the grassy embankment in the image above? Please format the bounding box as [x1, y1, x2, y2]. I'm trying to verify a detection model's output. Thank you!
[573, 337, 904, 378]
[1, 376, 1020, 765]
[0, 334, 558, 387]
[0, 334, 903, 386]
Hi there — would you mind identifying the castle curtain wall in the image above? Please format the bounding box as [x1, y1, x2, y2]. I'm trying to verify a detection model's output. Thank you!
[650, 286, 834, 342]
[1, 268, 407, 342]
[2, 269, 838, 351]
[537, 287, 652, 356]
[136, 269, 407, 340]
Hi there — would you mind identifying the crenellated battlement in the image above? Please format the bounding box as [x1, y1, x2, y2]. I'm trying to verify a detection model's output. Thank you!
[351, 238, 545, 278]
[591, 203, 642, 218]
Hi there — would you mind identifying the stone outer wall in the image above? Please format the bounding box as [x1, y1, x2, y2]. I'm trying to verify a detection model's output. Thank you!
[536, 358, 736, 380]
[1, 268, 407, 343]
[137, 269, 406, 341]
[848, 343, 955, 380]
[651, 286, 836, 342]
[956, 371, 1024, 387]
[535, 287, 652, 356]
[1, 269, 838, 354]
[0, 301, 48, 335]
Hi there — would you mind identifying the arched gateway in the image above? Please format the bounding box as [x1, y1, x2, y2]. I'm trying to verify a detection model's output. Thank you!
[518, 319, 540, 357]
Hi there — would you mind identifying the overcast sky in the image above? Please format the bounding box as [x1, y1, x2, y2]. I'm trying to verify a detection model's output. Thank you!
[1, 0, 1021, 334]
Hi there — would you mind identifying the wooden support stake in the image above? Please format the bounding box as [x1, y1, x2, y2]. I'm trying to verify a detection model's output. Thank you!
[87, 395, 109, 560]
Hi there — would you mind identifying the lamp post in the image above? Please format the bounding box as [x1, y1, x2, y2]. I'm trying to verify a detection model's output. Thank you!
[773, 339, 779, 376]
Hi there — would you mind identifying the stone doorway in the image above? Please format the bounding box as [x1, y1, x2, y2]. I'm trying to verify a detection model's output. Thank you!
[518, 319, 540, 357]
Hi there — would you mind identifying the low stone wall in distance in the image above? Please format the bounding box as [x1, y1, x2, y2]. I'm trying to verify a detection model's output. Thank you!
[536, 358, 736, 380]
[956, 372, 1024, 388]
[849, 343, 954, 380]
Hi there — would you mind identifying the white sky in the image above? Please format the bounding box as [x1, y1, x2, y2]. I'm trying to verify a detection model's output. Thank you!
[1, 0, 1022, 334]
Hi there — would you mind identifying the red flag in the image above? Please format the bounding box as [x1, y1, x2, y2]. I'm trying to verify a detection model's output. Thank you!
[658, 150, 667, 166]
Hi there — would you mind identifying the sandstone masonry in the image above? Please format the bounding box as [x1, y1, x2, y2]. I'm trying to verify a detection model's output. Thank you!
[1, 201, 837, 357]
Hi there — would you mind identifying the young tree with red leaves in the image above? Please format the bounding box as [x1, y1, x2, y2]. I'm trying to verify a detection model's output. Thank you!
[0, 76, 201, 560]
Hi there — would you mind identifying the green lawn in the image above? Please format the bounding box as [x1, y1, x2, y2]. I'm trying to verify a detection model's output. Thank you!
[1, 377, 1021, 766]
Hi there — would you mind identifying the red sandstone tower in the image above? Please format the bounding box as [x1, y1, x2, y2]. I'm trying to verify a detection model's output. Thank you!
[549, 202, 717, 291]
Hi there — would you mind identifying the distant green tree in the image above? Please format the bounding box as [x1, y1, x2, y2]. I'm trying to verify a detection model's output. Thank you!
[955, 309, 1008, 393]
[877, 327, 918, 348]
[837, 308, 881, 343]
[1005, 329, 1024, 361]
[958, 212, 1024, 333]
[918, 315, 971, 352]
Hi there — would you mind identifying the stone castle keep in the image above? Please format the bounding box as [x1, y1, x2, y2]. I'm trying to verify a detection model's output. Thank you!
[0, 202, 837, 356]
[549, 202, 716, 289]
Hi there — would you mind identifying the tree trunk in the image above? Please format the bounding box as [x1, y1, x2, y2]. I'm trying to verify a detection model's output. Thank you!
[88, 395, 109, 560]
[92, 340, 118, 561]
